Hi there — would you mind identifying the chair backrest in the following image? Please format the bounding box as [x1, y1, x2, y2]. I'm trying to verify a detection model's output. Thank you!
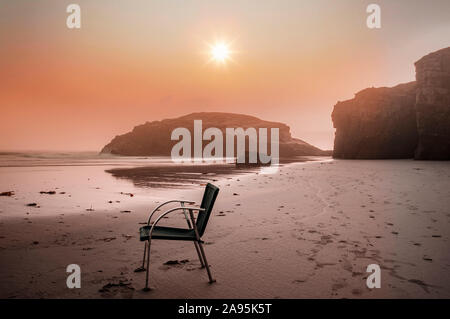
[196, 183, 219, 237]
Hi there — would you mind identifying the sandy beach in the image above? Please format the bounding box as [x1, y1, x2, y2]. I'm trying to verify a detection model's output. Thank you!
[1, 158, 449, 299]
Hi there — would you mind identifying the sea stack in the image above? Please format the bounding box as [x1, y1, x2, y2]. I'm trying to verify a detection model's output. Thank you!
[101, 112, 329, 157]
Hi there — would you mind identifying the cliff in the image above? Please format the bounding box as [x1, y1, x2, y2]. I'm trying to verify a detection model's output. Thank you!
[414, 47, 450, 160]
[332, 82, 418, 159]
[101, 112, 329, 157]
[332, 47, 450, 160]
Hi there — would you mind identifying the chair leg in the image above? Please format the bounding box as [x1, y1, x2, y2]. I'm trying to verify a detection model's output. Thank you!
[194, 241, 205, 268]
[197, 241, 216, 283]
[134, 241, 147, 272]
[143, 239, 152, 291]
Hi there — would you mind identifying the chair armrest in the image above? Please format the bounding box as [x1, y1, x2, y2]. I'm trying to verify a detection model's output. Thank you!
[146, 206, 205, 239]
[147, 200, 196, 224]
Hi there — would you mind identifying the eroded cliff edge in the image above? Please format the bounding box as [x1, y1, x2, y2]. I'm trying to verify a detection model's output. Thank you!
[101, 112, 330, 157]
[415, 48, 450, 160]
[332, 47, 450, 160]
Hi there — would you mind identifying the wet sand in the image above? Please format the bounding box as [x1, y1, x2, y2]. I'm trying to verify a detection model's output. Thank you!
[1, 159, 450, 298]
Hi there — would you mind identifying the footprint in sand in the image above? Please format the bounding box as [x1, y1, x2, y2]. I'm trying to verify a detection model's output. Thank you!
[160, 259, 195, 271]
[98, 279, 134, 298]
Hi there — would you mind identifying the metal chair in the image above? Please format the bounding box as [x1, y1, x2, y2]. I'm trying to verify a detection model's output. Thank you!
[136, 183, 219, 291]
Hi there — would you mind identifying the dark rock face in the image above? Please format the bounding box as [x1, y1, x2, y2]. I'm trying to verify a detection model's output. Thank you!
[332, 82, 418, 159]
[101, 112, 328, 157]
[332, 47, 450, 160]
[414, 48, 450, 160]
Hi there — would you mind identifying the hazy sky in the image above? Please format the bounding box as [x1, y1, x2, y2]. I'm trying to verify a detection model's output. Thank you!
[1, 0, 449, 151]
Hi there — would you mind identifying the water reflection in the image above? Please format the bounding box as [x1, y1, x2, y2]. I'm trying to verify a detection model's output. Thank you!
[105, 163, 256, 188]
[105, 157, 322, 189]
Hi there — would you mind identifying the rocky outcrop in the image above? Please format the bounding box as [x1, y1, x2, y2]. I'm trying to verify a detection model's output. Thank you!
[332, 82, 418, 159]
[414, 48, 450, 160]
[101, 112, 329, 157]
[332, 47, 450, 160]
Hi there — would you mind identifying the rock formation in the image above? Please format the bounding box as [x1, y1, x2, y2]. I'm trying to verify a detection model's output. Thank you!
[414, 48, 450, 160]
[101, 112, 329, 157]
[332, 82, 418, 159]
[332, 47, 450, 160]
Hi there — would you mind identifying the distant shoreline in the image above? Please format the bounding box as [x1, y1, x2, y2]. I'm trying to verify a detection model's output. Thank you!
[0, 151, 329, 168]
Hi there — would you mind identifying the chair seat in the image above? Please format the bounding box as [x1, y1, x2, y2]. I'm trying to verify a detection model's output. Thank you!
[139, 225, 197, 241]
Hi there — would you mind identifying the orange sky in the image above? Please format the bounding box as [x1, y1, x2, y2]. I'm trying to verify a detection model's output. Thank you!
[1, 0, 449, 151]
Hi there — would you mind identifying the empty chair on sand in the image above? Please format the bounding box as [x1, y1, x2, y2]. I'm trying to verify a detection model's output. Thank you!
[136, 183, 220, 291]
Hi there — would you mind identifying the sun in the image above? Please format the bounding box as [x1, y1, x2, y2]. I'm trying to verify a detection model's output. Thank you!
[209, 41, 232, 64]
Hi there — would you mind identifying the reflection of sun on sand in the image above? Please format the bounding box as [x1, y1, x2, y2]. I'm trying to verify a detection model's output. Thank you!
[0, 160, 450, 298]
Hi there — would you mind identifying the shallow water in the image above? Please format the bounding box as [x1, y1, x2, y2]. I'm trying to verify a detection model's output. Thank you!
[0, 152, 328, 218]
